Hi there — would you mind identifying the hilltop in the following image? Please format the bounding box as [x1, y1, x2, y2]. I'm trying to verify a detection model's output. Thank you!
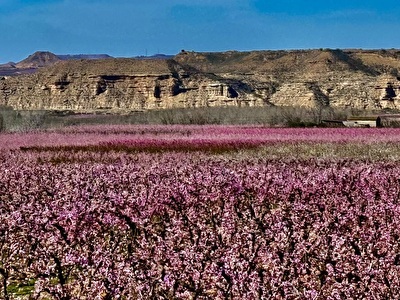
[0, 51, 173, 76]
[16, 51, 61, 68]
[174, 49, 400, 75]
[0, 51, 113, 76]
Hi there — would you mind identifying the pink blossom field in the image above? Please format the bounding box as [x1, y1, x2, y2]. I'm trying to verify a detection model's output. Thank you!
[1, 125, 400, 299]
[4, 125, 400, 151]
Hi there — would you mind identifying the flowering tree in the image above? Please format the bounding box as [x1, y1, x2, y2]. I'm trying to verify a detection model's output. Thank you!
[1, 126, 400, 298]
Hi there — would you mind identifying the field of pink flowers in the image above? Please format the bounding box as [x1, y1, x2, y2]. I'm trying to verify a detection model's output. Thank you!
[2, 125, 400, 299]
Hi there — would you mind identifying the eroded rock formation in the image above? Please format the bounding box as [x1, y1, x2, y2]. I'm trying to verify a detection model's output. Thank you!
[2, 49, 400, 111]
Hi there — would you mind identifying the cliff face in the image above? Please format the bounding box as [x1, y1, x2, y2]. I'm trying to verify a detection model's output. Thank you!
[0, 58, 256, 111]
[2, 49, 400, 111]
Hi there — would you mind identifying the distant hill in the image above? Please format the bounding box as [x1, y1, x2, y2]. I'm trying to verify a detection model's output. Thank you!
[0, 51, 63, 75]
[134, 54, 174, 60]
[0, 51, 115, 76]
[57, 54, 113, 60]
[16, 51, 61, 68]
[0, 51, 176, 76]
[0, 62, 18, 76]
[0, 62, 16, 68]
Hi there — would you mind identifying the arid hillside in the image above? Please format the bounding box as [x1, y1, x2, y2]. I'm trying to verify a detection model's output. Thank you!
[174, 49, 400, 75]
[1, 49, 400, 111]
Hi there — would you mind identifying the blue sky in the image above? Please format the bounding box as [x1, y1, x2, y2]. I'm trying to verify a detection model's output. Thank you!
[1, 0, 400, 63]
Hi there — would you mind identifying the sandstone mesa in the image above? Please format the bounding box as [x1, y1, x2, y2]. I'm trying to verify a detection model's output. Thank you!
[1, 49, 400, 112]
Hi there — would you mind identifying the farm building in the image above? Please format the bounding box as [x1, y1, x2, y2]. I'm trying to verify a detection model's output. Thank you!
[342, 115, 400, 128]
[343, 116, 379, 128]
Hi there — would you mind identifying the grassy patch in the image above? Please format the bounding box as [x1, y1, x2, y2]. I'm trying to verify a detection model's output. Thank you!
[7, 279, 35, 297]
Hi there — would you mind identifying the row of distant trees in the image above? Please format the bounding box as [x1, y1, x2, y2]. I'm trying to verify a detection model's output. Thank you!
[0, 107, 47, 132]
[0, 105, 393, 132]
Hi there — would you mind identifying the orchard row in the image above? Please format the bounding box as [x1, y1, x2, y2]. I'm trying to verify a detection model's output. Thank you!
[1, 147, 400, 299]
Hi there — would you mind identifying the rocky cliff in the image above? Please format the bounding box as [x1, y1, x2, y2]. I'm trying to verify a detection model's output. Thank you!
[2, 49, 400, 111]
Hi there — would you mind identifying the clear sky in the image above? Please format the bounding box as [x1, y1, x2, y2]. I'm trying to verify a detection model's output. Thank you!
[1, 0, 400, 63]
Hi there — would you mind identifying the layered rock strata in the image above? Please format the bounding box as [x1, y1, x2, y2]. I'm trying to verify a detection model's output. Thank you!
[2, 49, 400, 111]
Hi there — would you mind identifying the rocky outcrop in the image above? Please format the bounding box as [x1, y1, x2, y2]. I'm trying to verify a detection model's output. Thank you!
[0, 58, 255, 111]
[2, 49, 400, 111]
